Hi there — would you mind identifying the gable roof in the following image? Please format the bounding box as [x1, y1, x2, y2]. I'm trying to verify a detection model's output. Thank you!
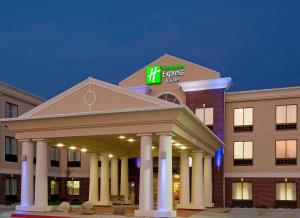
[19, 77, 178, 119]
[119, 54, 221, 87]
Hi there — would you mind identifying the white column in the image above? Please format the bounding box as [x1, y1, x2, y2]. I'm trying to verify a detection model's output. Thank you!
[33, 139, 52, 211]
[177, 150, 190, 208]
[204, 155, 214, 207]
[191, 151, 205, 209]
[16, 140, 34, 211]
[134, 134, 154, 217]
[110, 156, 119, 196]
[89, 153, 100, 205]
[156, 133, 176, 217]
[120, 157, 129, 203]
[99, 153, 112, 205]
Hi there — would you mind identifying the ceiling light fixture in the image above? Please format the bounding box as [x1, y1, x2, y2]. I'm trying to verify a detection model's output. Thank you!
[128, 138, 135, 142]
[180, 146, 187, 150]
[152, 146, 155, 149]
[108, 154, 114, 158]
[118, 135, 126, 139]
[80, 148, 87, 152]
[56, 143, 64, 147]
[69, 146, 76, 150]
[174, 143, 181, 147]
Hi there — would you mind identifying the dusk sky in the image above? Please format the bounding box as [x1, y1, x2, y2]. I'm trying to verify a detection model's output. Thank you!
[1, 1, 300, 99]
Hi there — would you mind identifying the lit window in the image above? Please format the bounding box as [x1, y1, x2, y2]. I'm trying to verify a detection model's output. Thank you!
[233, 141, 253, 165]
[196, 107, 214, 128]
[276, 140, 297, 165]
[276, 105, 297, 130]
[5, 136, 18, 162]
[5, 178, 17, 196]
[232, 182, 252, 200]
[67, 180, 80, 195]
[234, 108, 253, 132]
[5, 102, 18, 118]
[50, 147, 60, 167]
[50, 180, 59, 195]
[276, 182, 296, 201]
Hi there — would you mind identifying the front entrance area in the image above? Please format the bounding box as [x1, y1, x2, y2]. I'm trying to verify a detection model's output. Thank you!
[3, 77, 223, 217]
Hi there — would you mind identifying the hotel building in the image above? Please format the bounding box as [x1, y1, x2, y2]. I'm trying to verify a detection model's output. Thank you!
[1, 54, 300, 217]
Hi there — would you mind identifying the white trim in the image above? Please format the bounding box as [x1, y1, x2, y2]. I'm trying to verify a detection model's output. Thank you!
[179, 77, 232, 92]
[19, 77, 175, 119]
[225, 172, 300, 178]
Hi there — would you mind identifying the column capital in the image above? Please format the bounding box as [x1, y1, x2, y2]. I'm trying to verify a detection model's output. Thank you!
[18, 139, 32, 142]
[119, 156, 128, 160]
[137, 133, 153, 137]
[204, 154, 213, 158]
[191, 150, 204, 156]
[156, 132, 175, 137]
[32, 138, 46, 142]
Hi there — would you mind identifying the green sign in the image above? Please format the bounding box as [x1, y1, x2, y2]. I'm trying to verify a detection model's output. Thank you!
[146, 66, 162, 85]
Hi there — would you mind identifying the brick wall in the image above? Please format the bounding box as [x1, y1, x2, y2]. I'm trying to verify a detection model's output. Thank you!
[225, 177, 300, 208]
[186, 88, 225, 207]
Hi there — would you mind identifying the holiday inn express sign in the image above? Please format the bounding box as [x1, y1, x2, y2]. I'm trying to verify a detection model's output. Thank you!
[146, 64, 185, 85]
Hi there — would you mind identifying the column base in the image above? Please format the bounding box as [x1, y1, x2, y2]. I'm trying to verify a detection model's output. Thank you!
[204, 202, 214, 208]
[99, 200, 112, 206]
[16, 205, 53, 212]
[90, 201, 101, 206]
[177, 203, 192, 209]
[135, 209, 176, 217]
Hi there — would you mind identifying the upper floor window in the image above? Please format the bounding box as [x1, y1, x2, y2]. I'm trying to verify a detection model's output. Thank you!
[158, 93, 180, 104]
[5, 102, 18, 118]
[196, 107, 214, 130]
[276, 140, 297, 165]
[276, 182, 296, 201]
[234, 108, 253, 132]
[67, 150, 81, 167]
[67, 180, 80, 195]
[233, 141, 253, 166]
[276, 105, 297, 130]
[5, 136, 18, 162]
[50, 147, 60, 167]
[232, 182, 252, 200]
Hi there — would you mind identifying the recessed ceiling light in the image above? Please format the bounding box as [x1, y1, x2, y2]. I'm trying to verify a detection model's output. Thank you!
[108, 154, 114, 158]
[128, 138, 135, 142]
[69, 146, 76, 150]
[174, 143, 181, 147]
[152, 146, 155, 149]
[56, 143, 64, 147]
[118, 135, 126, 139]
[80, 148, 87, 152]
[180, 146, 187, 150]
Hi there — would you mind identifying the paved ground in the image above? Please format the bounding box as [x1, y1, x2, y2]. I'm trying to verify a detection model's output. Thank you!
[1, 205, 300, 218]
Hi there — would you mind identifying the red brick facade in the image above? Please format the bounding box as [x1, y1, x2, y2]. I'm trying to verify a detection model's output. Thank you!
[225, 177, 300, 208]
[185, 88, 225, 207]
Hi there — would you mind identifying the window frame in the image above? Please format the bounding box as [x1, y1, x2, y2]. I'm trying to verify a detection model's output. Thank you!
[275, 182, 297, 201]
[66, 180, 80, 196]
[275, 104, 297, 130]
[67, 149, 81, 167]
[233, 107, 254, 132]
[275, 139, 297, 165]
[232, 181, 253, 200]
[50, 147, 60, 167]
[50, 180, 60, 196]
[233, 141, 253, 166]
[195, 107, 214, 130]
[5, 136, 18, 162]
[5, 101, 18, 118]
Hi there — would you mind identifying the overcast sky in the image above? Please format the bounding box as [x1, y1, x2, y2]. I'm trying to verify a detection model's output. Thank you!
[1, 0, 300, 99]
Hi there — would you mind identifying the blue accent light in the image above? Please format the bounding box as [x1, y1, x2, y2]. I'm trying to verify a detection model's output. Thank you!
[135, 157, 141, 168]
[215, 145, 224, 169]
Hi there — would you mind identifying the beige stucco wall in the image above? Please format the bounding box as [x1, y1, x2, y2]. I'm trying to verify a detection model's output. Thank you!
[224, 92, 300, 176]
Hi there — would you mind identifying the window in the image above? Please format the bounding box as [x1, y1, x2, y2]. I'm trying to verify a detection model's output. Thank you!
[276, 105, 297, 130]
[67, 180, 80, 195]
[5, 102, 18, 118]
[50, 180, 59, 195]
[276, 183, 296, 201]
[33, 144, 36, 165]
[50, 147, 60, 167]
[276, 140, 297, 165]
[5, 178, 17, 196]
[232, 182, 252, 200]
[196, 107, 214, 130]
[233, 141, 253, 165]
[5, 136, 18, 162]
[158, 93, 180, 104]
[234, 108, 253, 132]
[67, 150, 81, 167]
